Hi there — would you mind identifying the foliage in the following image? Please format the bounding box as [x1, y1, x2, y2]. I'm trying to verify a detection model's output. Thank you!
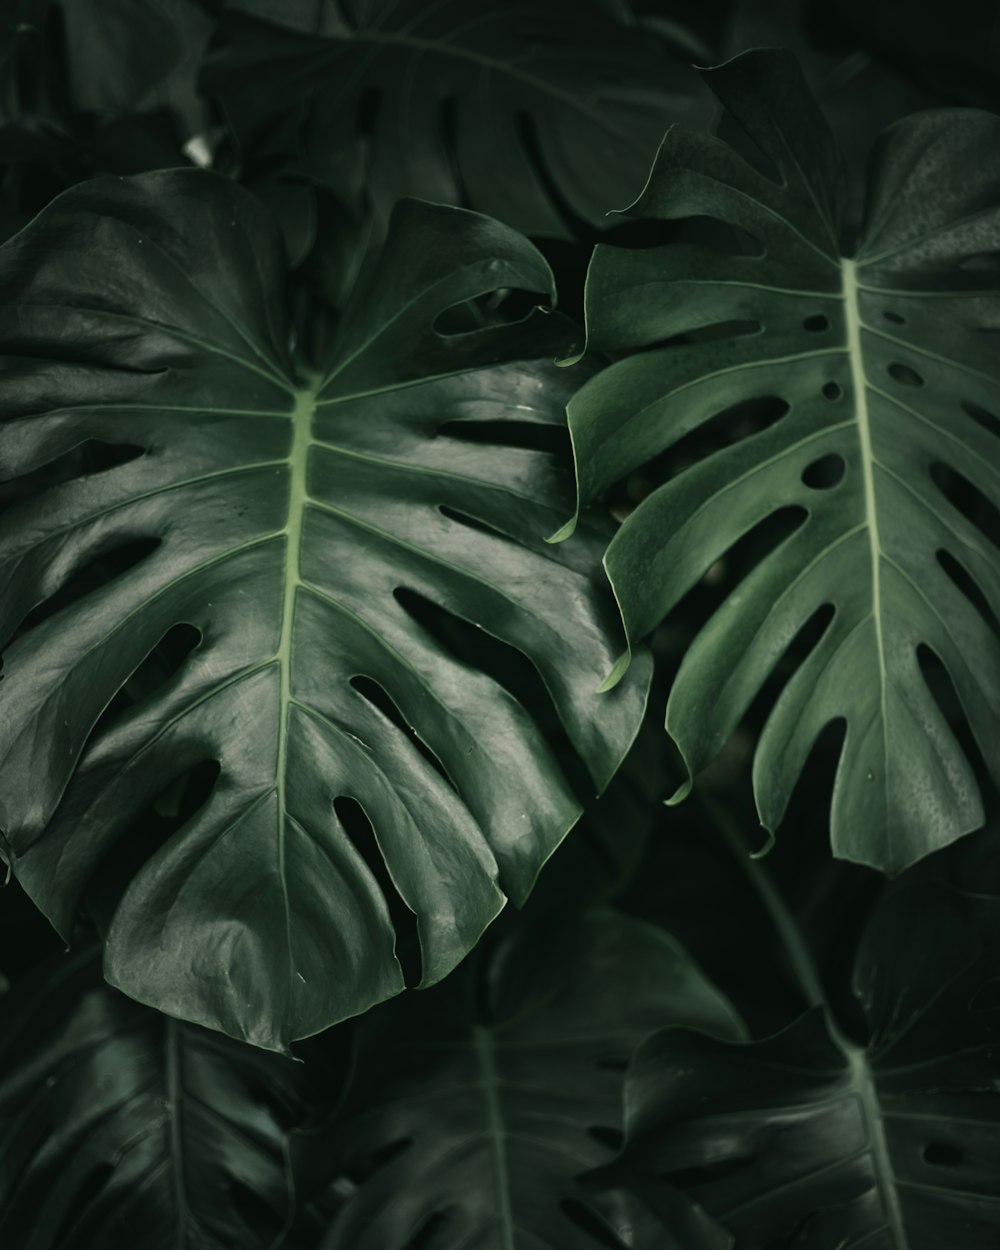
[0, 1, 998, 1247]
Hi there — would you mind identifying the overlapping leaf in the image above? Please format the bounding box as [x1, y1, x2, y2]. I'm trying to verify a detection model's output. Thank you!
[618, 881, 1000, 1248]
[0, 945, 320, 1250]
[304, 908, 740, 1250]
[202, 0, 707, 241]
[563, 48, 1000, 873]
[0, 169, 649, 1049]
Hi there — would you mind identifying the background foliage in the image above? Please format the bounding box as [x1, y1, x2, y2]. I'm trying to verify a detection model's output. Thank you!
[1, 1, 999, 1247]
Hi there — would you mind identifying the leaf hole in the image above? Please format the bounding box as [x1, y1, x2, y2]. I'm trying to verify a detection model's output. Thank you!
[961, 399, 1000, 438]
[587, 1125, 624, 1151]
[333, 796, 422, 987]
[10, 536, 160, 643]
[883, 310, 906, 325]
[437, 416, 567, 455]
[923, 1141, 963, 1166]
[931, 461, 1000, 550]
[937, 549, 1000, 640]
[0, 439, 144, 518]
[559, 1198, 630, 1250]
[801, 453, 846, 490]
[916, 643, 990, 791]
[888, 362, 924, 387]
[350, 675, 457, 793]
[391, 586, 589, 797]
[802, 314, 830, 332]
[83, 760, 221, 935]
[433, 286, 543, 336]
[86, 622, 202, 739]
[822, 381, 842, 401]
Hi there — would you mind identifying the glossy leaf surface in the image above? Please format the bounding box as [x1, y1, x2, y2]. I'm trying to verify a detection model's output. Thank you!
[565, 48, 1000, 873]
[620, 882, 1000, 1248]
[308, 908, 741, 1250]
[0, 945, 318, 1250]
[0, 169, 649, 1049]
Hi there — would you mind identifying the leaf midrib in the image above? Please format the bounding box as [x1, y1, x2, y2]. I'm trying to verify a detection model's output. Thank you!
[842, 258, 889, 806]
[704, 794, 909, 1248]
[274, 387, 314, 992]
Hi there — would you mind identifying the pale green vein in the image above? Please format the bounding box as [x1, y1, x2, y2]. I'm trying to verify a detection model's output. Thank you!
[472, 1026, 515, 1250]
[274, 387, 314, 992]
[842, 259, 889, 802]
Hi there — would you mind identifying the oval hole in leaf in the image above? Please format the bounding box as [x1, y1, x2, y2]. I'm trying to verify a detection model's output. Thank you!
[88, 622, 203, 739]
[801, 453, 846, 490]
[923, 1141, 963, 1166]
[961, 398, 1000, 439]
[888, 362, 924, 387]
[11, 536, 160, 642]
[84, 759, 221, 935]
[433, 287, 542, 336]
[916, 643, 989, 788]
[0, 439, 144, 518]
[587, 1125, 625, 1151]
[822, 381, 842, 401]
[333, 796, 422, 987]
[937, 548, 1000, 639]
[931, 461, 1000, 550]
[559, 1197, 630, 1250]
[437, 417, 566, 454]
[350, 674, 457, 793]
[802, 314, 830, 332]
[392, 586, 590, 800]
[883, 310, 906, 325]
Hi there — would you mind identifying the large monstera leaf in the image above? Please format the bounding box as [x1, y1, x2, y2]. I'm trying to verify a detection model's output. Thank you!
[618, 882, 1000, 1248]
[0, 169, 649, 1050]
[202, 0, 707, 241]
[0, 944, 319, 1250]
[564, 48, 1000, 873]
[304, 908, 741, 1250]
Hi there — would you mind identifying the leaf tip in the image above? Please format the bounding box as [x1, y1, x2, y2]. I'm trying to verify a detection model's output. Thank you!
[666, 776, 693, 807]
[546, 517, 578, 544]
[597, 651, 630, 692]
[749, 825, 776, 860]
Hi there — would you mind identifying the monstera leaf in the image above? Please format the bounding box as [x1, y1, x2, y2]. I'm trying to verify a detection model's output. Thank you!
[563, 48, 1000, 873]
[0, 169, 649, 1049]
[202, 0, 708, 241]
[304, 908, 741, 1250]
[617, 881, 1000, 1248]
[0, 944, 320, 1250]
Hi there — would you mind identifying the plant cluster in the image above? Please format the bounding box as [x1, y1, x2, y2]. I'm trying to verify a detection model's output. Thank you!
[1, 1, 999, 1247]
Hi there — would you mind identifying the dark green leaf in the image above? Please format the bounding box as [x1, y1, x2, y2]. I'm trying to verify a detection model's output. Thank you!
[203, 0, 708, 241]
[0, 169, 649, 1049]
[564, 48, 1000, 873]
[620, 881, 1000, 1248]
[307, 907, 741, 1250]
[0, 944, 322, 1250]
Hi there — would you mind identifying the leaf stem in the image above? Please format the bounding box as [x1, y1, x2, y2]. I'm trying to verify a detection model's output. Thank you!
[696, 789, 828, 1013]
